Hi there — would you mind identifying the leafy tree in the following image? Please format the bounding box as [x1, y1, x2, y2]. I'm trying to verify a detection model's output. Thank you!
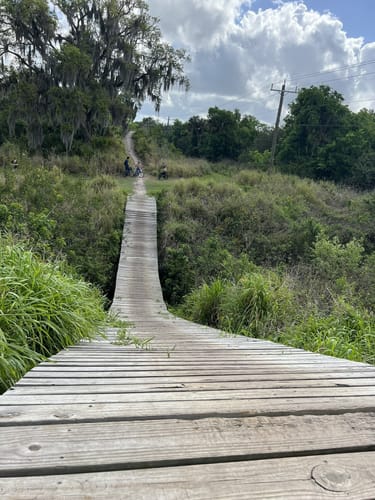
[0, 0, 189, 152]
[252, 123, 273, 153]
[349, 109, 375, 189]
[169, 119, 191, 155]
[278, 85, 356, 181]
[163, 108, 265, 163]
[187, 116, 206, 157]
[237, 114, 259, 152]
[202, 107, 241, 161]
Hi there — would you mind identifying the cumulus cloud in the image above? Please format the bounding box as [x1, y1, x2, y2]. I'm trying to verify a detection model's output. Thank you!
[148, 0, 252, 49]
[141, 1, 375, 124]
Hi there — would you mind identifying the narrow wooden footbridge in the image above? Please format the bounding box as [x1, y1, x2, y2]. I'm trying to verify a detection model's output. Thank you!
[1, 176, 375, 498]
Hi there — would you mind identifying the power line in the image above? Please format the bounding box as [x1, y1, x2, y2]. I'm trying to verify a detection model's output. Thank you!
[221, 66, 375, 116]
[345, 97, 375, 105]
[308, 70, 375, 86]
[276, 58, 375, 86]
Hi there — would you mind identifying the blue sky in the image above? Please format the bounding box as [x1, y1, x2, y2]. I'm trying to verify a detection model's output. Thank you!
[254, 0, 374, 41]
[144, 0, 375, 124]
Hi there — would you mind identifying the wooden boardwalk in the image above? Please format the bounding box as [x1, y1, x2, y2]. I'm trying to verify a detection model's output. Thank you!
[1, 176, 375, 498]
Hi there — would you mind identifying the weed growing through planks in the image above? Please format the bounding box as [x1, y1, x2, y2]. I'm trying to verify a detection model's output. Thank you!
[166, 344, 176, 359]
[113, 328, 154, 350]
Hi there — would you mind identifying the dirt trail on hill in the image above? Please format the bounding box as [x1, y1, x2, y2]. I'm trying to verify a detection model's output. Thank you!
[125, 131, 138, 164]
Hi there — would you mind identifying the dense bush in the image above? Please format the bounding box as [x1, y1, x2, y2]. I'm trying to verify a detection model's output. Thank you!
[158, 174, 375, 304]
[181, 270, 294, 338]
[0, 147, 127, 294]
[277, 300, 375, 364]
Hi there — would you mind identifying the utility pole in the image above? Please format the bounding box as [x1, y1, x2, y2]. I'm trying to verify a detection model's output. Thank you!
[270, 81, 297, 167]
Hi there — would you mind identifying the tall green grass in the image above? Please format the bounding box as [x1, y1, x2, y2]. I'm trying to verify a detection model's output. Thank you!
[178, 269, 375, 363]
[181, 279, 227, 328]
[277, 300, 375, 364]
[180, 270, 295, 338]
[0, 239, 108, 392]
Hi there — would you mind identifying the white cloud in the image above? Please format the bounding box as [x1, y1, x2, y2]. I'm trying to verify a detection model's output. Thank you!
[148, 0, 253, 49]
[141, 1, 375, 124]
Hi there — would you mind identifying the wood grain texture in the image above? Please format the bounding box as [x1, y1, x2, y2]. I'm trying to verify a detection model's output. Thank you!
[1, 413, 375, 476]
[2, 397, 375, 425]
[1, 452, 375, 499]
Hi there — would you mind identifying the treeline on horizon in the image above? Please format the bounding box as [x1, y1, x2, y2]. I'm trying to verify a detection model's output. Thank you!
[136, 85, 375, 190]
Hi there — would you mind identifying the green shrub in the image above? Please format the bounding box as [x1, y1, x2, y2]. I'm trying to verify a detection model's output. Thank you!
[179, 270, 295, 338]
[312, 235, 364, 281]
[357, 252, 375, 309]
[159, 244, 195, 305]
[221, 271, 295, 337]
[181, 279, 227, 327]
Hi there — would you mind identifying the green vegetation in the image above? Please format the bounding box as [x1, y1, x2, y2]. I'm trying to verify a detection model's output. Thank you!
[0, 143, 128, 294]
[0, 0, 189, 153]
[0, 238, 108, 392]
[153, 159, 375, 364]
[113, 329, 154, 350]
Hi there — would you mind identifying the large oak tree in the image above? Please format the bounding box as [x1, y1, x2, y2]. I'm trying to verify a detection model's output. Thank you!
[0, 0, 189, 151]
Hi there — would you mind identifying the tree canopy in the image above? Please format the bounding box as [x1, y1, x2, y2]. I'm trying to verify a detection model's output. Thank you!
[0, 0, 189, 152]
[155, 107, 270, 162]
[278, 86, 375, 187]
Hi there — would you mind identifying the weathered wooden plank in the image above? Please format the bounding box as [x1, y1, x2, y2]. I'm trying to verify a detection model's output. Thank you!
[1, 397, 375, 425]
[55, 343, 301, 351]
[0, 413, 374, 476]
[35, 353, 375, 363]
[47, 348, 334, 356]
[12, 370, 375, 386]
[9, 377, 375, 395]
[23, 368, 370, 379]
[2, 385, 375, 405]
[39, 361, 370, 370]
[28, 363, 375, 375]
[23, 357, 375, 372]
[17, 367, 375, 381]
[1, 452, 375, 499]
